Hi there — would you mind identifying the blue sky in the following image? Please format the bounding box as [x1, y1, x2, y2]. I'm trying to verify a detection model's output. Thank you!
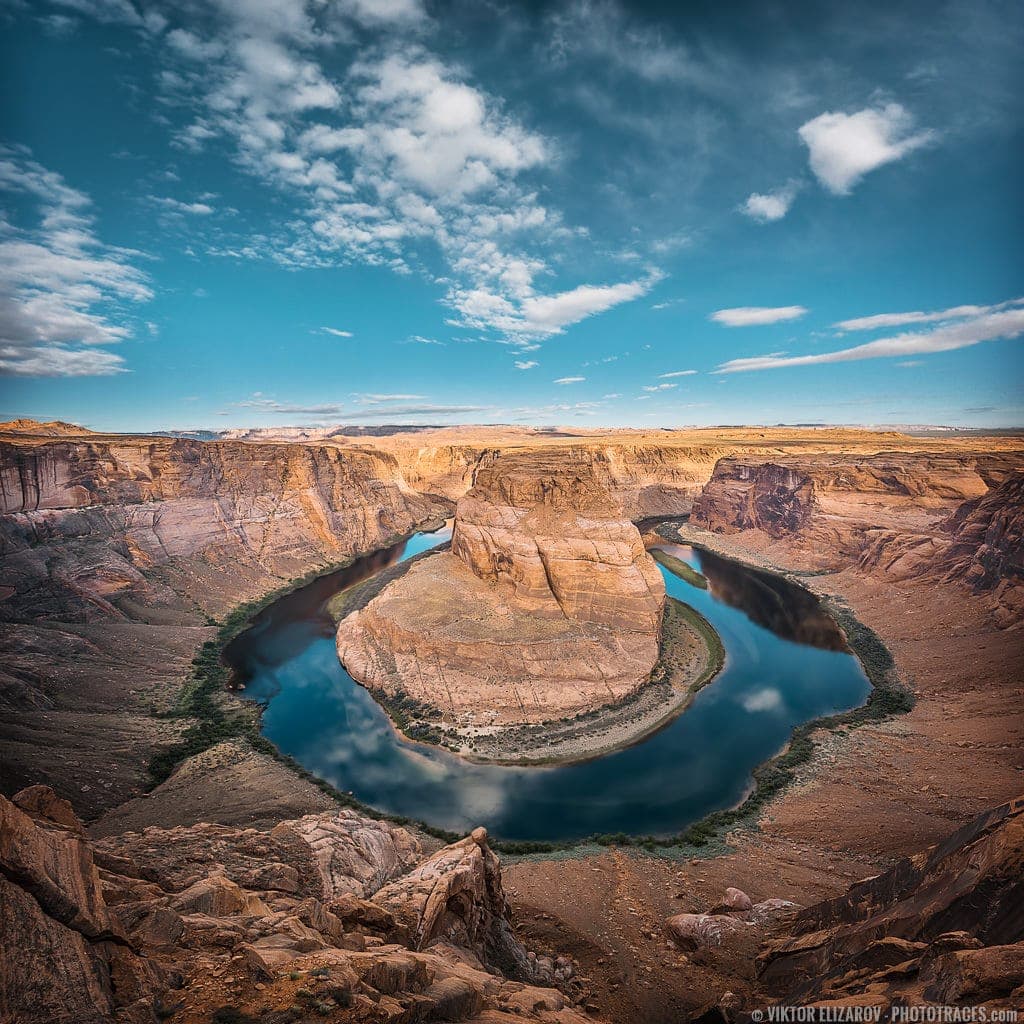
[1, 0, 1021, 430]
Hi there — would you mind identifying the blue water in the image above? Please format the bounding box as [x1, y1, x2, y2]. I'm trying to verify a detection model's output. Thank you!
[229, 529, 870, 842]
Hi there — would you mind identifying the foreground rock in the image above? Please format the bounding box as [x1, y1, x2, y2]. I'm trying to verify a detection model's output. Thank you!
[337, 451, 666, 730]
[758, 794, 1024, 1010]
[1, 786, 596, 1023]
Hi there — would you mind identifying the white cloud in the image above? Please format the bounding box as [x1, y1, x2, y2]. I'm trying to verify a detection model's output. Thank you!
[715, 302, 1024, 373]
[356, 393, 427, 403]
[798, 103, 934, 195]
[150, 196, 215, 215]
[554, 376, 585, 384]
[321, 326, 353, 337]
[711, 306, 808, 327]
[642, 383, 676, 391]
[519, 278, 654, 333]
[405, 334, 444, 345]
[233, 396, 345, 416]
[446, 273, 660, 342]
[333, 0, 426, 26]
[63, 0, 661, 353]
[741, 181, 799, 222]
[546, 1, 698, 85]
[0, 147, 151, 377]
[514, 359, 538, 369]
[834, 299, 1019, 331]
[658, 369, 697, 378]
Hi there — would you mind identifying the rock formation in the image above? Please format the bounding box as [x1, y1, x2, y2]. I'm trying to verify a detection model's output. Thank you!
[757, 794, 1024, 1009]
[3, 421, 1024, 1022]
[0, 430, 448, 814]
[1, 786, 596, 1023]
[691, 452, 1024, 620]
[336, 451, 666, 729]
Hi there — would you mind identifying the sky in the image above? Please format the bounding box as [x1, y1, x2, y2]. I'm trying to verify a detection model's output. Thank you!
[0, 0, 1022, 431]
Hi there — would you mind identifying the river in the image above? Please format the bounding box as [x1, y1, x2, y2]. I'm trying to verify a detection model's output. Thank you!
[226, 527, 870, 842]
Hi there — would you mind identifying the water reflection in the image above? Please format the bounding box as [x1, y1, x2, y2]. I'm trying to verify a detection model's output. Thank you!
[227, 532, 869, 842]
[661, 544, 848, 651]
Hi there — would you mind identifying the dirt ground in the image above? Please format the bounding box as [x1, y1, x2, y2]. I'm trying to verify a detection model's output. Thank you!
[504, 557, 1024, 1022]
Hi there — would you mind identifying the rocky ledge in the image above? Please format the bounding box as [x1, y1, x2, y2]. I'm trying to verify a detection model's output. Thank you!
[0, 785, 596, 1024]
[336, 452, 670, 744]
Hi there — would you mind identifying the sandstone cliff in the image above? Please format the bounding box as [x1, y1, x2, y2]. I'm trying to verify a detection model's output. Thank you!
[691, 452, 1024, 622]
[337, 451, 666, 730]
[0, 433, 447, 815]
[757, 794, 1024, 1008]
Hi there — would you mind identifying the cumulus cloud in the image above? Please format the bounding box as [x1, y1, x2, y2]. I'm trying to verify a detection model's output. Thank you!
[514, 359, 538, 369]
[54, 0, 662, 354]
[715, 302, 1024, 373]
[0, 147, 151, 377]
[798, 103, 934, 195]
[711, 306, 807, 327]
[642, 383, 676, 391]
[554, 376, 585, 384]
[741, 181, 800, 222]
[658, 369, 697, 378]
[447, 273, 661, 342]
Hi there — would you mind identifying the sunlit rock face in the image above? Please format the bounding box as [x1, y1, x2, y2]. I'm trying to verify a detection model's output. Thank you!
[337, 451, 666, 728]
[451, 454, 664, 633]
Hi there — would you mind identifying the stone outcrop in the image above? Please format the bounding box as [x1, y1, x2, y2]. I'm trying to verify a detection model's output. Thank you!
[2, 786, 596, 1023]
[336, 451, 666, 728]
[0, 790, 165, 1024]
[758, 795, 1024, 1008]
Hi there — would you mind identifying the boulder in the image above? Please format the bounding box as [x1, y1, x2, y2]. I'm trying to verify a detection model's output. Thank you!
[170, 872, 269, 917]
[665, 913, 747, 951]
[12, 784, 85, 834]
[923, 944, 1024, 1003]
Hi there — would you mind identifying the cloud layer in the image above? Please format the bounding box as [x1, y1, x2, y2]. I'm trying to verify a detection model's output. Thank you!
[715, 300, 1024, 372]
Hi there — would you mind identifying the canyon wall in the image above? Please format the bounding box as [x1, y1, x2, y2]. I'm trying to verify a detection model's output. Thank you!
[336, 450, 666, 729]
[0, 433, 447, 815]
[4, 422, 1022, 812]
[691, 452, 1024, 622]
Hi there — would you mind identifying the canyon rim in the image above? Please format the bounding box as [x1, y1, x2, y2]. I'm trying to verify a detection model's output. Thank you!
[2, 0, 1023, 1022]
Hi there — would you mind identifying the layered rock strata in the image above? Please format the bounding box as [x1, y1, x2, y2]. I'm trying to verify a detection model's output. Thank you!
[691, 453, 1024, 621]
[0, 432, 446, 815]
[337, 452, 666, 728]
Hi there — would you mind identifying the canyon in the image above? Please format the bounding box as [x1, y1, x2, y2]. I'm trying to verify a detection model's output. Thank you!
[2, 419, 1023, 1023]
